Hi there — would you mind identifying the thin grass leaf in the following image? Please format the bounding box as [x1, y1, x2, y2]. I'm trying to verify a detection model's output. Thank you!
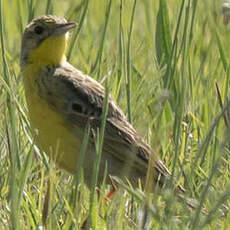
[155, 0, 172, 67]
[125, 0, 137, 124]
[67, 0, 89, 61]
[90, 0, 112, 76]
[45, 0, 53, 15]
[87, 79, 109, 229]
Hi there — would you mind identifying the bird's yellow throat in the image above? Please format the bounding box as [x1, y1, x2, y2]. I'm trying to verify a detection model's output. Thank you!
[28, 34, 67, 67]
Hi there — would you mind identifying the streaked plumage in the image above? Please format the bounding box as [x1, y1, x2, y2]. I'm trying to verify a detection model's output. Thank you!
[21, 15, 187, 196]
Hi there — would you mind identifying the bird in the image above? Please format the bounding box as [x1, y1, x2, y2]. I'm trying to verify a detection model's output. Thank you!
[20, 15, 193, 207]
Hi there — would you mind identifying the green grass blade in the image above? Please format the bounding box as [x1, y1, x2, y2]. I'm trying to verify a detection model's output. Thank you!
[125, 0, 137, 124]
[90, 0, 112, 76]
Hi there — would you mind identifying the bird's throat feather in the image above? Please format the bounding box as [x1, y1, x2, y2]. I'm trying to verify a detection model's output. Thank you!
[28, 35, 67, 68]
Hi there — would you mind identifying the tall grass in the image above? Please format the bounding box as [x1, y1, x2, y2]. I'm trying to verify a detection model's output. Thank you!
[1, 0, 230, 229]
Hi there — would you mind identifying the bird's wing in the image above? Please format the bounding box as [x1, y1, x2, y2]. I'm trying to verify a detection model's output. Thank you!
[37, 63, 171, 180]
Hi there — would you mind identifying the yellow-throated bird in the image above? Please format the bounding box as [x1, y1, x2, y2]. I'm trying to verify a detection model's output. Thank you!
[21, 15, 193, 205]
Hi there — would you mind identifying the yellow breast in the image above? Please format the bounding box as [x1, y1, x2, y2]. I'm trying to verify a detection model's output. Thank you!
[23, 65, 81, 173]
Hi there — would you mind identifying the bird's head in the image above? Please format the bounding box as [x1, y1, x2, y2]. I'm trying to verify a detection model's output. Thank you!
[20, 15, 76, 68]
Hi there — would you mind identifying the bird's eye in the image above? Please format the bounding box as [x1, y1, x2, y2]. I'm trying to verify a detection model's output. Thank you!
[34, 26, 44, 35]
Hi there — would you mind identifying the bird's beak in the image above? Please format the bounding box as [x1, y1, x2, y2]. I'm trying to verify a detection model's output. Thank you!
[53, 22, 77, 36]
